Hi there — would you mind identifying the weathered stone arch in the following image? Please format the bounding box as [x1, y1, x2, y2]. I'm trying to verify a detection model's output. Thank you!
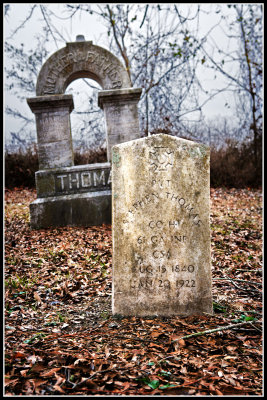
[36, 40, 132, 95]
[27, 38, 142, 229]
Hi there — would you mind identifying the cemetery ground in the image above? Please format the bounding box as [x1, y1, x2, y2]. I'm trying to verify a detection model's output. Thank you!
[4, 187, 262, 396]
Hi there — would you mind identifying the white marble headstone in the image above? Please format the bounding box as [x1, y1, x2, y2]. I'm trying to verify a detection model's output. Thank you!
[112, 134, 212, 316]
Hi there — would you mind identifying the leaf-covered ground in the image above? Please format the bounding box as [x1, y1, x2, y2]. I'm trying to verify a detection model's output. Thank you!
[4, 187, 262, 396]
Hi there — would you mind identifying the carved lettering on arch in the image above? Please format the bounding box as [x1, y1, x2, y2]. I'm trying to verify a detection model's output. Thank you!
[37, 42, 131, 95]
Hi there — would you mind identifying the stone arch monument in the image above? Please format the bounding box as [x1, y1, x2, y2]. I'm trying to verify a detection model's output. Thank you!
[27, 37, 142, 228]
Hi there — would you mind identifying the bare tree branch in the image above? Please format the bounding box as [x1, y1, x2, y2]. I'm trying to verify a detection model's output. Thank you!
[139, 5, 149, 28]
[40, 5, 59, 48]
[6, 5, 37, 40]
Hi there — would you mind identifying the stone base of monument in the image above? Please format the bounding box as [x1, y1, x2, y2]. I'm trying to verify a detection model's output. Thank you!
[30, 162, 112, 229]
[30, 191, 111, 229]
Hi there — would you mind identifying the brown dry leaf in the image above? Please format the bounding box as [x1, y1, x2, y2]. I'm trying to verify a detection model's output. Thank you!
[151, 330, 162, 339]
[20, 369, 29, 377]
[114, 380, 127, 387]
[148, 343, 166, 351]
[29, 379, 47, 390]
[207, 363, 217, 371]
[105, 346, 110, 358]
[188, 389, 196, 394]
[180, 366, 187, 374]
[218, 383, 250, 395]
[84, 378, 100, 389]
[233, 301, 246, 311]
[4, 378, 19, 387]
[40, 368, 61, 377]
[178, 339, 186, 347]
[226, 376, 237, 386]
[121, 382, 131, 391]
[54, 373, 65, 386]
[30, 363, 46, 373]
[12, 351, 26, 359]
[74, 358, 87, 365]
[209, 383, 216, 392]
[227, 345, 237, 352]
[27, 354, 39, 365]
[124, 362, 135, 368]
[53, 384, 65, 393]
[170, 334, 181, 341]
[33, 291, 42, 304]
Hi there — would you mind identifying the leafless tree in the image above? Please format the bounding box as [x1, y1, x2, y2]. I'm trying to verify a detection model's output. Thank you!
[4, 3, 262, 159]
[200, 4, 262, 163]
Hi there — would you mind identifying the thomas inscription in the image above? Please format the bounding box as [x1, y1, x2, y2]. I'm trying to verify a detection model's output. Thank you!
[55, 169, 111, 194]
[123, 191, 202, 226]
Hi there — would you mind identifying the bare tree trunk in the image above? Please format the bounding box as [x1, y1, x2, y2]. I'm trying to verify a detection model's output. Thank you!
[145, 93, 149, 135]
[237, 6, 259, 166]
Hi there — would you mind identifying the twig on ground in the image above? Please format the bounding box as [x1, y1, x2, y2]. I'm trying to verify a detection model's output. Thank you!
[214, 275, 262, 295]
[214, 278, 261, 286]
[172, 321, 260, 342]
[231, 310, 262, 316]
[249, 323, 262, 333]
[235, 269, 262, 272]
[223, 274, 244, 291]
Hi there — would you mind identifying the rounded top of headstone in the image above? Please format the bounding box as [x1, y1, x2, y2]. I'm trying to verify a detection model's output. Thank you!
[76, 34, 85, 42]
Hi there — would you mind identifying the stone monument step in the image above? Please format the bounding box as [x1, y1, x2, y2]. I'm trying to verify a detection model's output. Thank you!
[30, 190, 111, 229]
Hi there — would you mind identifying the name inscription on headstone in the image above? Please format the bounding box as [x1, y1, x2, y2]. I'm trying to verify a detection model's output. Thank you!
[112, 134, 212, 316]
[35, 164, 111, 198]
[55, 168, 111, 193]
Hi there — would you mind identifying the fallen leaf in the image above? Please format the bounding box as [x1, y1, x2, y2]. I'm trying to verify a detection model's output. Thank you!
[180, 366, 187, 374]
[40, 368, 61, 377]
[151, 331, 162, 338]
[53, 384, 65, 393]
[33, 292, 42, 304]
[12, 351, 26, 359]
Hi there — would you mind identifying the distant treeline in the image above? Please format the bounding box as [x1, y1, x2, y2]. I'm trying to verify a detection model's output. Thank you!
[5, 139, 262, 189]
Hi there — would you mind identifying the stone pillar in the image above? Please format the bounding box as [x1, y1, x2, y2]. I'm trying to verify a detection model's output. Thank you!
[98, 88, 142, 161]
[27, 94, 74, 169]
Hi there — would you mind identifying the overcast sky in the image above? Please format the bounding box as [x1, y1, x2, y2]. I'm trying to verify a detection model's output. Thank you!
[4, 3, 241, 148]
